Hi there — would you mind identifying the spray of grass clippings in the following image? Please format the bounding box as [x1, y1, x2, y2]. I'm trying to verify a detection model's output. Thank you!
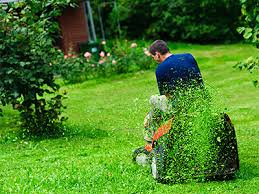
[163, 85, 227, 183]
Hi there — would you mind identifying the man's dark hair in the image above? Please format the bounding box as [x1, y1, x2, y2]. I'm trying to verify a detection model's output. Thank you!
[149, 40, 170, 55]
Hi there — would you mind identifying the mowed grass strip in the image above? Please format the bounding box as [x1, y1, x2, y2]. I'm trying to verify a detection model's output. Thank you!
[0, 43, 258, 193]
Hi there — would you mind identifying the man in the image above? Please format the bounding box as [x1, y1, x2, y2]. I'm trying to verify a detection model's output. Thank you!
[133, 40, 204, 165]
[149, 40, 203, 97]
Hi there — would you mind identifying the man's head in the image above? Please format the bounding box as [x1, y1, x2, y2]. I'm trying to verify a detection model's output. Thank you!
[149, 40, 170, 63]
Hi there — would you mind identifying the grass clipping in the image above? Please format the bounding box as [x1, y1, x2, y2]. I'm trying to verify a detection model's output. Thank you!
[159, 86, 238, 183]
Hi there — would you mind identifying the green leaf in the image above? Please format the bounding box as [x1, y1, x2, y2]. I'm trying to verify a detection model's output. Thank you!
[236, 27, 245, 34]
[5, 79, 13, 84]
[6, 69, 14, 74]
[38, 78, 44, 83]
[20, 62, 26, 67]
[243, 28, 253, 39]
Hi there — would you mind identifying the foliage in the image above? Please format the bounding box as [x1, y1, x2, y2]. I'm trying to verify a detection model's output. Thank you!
[57, 40, 155, 83]
[235, 0, 258, 87]
[234, 56, 259, 87]
[55, 53, 91, 84]
[92, 0, 241, 43]
[110, 40, 155, 73]
[236, 0, 259, 47]
[0, 0, 76, 137]
[149, 0, 241, 43]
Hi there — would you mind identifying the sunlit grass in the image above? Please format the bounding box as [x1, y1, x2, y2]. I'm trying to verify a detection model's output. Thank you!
[0, 43, 258, 193]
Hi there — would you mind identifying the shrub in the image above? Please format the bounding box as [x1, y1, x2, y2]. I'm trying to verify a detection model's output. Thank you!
[56, 40, 155, 83]
[110, 40, 155, 74]
[0, 1, 76, 137]
[55, 53, 91, 84]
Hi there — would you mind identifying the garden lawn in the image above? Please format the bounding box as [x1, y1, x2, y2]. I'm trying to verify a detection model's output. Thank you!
[0, 43, 258, 193]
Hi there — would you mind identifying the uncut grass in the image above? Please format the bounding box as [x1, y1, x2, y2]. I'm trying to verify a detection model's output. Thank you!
[0, 43, 258, 193]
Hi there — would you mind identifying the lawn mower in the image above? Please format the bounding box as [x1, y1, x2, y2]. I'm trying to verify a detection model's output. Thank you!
[133, 113, 239, 183]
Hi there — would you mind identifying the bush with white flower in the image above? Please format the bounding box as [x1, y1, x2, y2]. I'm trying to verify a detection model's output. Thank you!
[57, 40, 155, 83]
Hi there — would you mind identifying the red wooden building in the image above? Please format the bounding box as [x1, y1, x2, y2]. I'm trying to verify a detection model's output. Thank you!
[57, 1, 90, 54]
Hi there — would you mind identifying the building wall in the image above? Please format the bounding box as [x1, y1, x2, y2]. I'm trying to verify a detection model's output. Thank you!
[58, 1, 88, 54]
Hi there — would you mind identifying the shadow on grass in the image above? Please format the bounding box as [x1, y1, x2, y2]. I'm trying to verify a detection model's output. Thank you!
[22, 123, 110, 142]
[64, 123, 109, 139]
[0, 122, 109, 144]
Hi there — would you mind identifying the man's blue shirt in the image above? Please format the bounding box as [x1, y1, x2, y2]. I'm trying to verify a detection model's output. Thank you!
[156, 53, 203, 95]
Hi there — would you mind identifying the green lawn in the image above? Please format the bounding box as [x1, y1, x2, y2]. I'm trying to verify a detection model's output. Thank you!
[0, 43, 258, 193]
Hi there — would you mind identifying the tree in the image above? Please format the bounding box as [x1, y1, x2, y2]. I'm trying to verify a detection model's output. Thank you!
[148, 0, 241, 43]
[93, 0, 241, 43]
[237, 0, 259, 47]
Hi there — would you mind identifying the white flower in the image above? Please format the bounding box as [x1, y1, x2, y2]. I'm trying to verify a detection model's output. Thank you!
[101, 40, 106, 45]
[112, 59, 117, 65]
[106, 52, 111, 57]
[130, 43, 137, 48]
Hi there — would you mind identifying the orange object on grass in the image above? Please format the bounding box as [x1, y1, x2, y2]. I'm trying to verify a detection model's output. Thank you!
[153, 118, 174, 141]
